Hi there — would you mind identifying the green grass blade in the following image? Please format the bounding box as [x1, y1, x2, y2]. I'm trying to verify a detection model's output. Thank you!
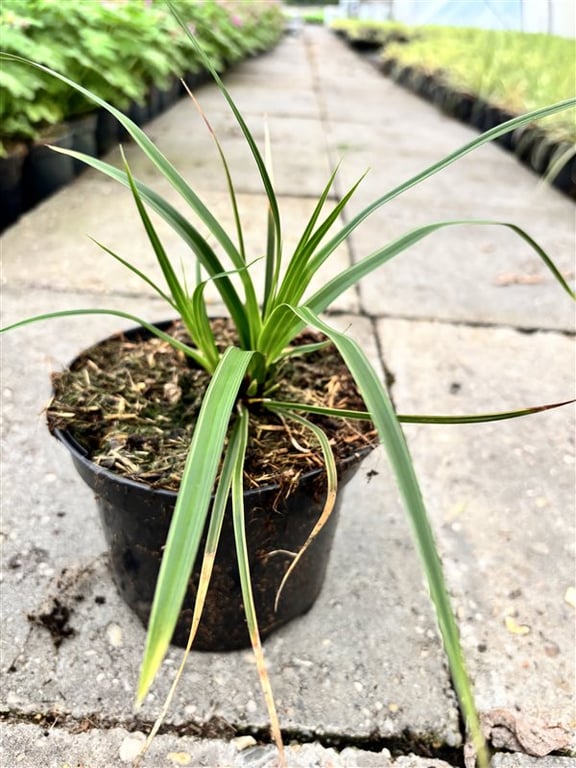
[259, 399, 371, 421]
[0, 53, 246, 269]
[257, 305, 306, 364]
[315, 98, 576, 264]
[291, 164, 341, 258]
[290, 306, 489, 768]
[307, 218, 576, 315]
[399, 400, 576, 424]
[183, 83, 261, 340]
[167, 2, 283, 282]
[87, 237, 176, 309]
[269, 163, 344, 316]
[264, 398, 575, 424]
[275, 172, 367, 308]
[188, 418, 246, 641]
[185, 85, 248, 265]
[266, 213, 575, 362]
[46, 146, 251, 347]
[120, 147, 201, 345]
[263, 204, 278, 316]
[262, 219, 527, 363]
[137, 347, 254, 703]
[230, 405, 285, 765]
[263, 118, 280, 316]
[139, 420, 243, 757]
[276, 340, 332, 361]
[0, 309, 210, 368]
[190, 280, 221, 372]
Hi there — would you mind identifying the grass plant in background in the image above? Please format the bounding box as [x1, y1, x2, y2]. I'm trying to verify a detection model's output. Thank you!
[1, 3, 575, 766]
[330, 19, 575, 142]
[332, 19, 575, 193]
[382, 25, 576, 141]
[331, 17, 410, 46]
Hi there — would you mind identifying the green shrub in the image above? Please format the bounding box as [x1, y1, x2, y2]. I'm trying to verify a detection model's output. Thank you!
[0, 0, 285, 156]
[0, 5, 65, 149]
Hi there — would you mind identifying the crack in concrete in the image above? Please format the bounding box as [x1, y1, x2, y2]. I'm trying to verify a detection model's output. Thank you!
[0, 707, 466, 765]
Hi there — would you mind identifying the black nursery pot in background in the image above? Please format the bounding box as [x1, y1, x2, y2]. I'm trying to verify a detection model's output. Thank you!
[0, 144, 27, 232]
[96, 108, 120, 156]
[69, 113, 98, 175]
[56, 427, 366, 651]
[23, 127, 76, 207]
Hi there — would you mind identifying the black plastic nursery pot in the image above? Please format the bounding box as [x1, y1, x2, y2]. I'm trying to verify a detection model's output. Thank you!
[23, 127, 76, 207]
[69, 113, 98, 176]
[127, 99, 151, 127]
[451, 91, 475, 123]
[0, 143, 27, 232]
[147, 85, 164, 120]
[52, 322, 371, 651]
[181, 68, 212, 94]
[347, 36, 383, 53]
[549, 143, 576, 199]
[96, 108, 120, 156]
[157, 77, 182, 111]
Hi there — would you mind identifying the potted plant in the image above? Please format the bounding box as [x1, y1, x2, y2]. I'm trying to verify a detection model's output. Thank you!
[1, 7, 574, 767]
[0, 3, 65, 223]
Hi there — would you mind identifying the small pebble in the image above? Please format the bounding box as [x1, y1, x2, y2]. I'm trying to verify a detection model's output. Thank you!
[107, 622, 123, 648]
[233, 735, 257, 751]
[167, 752, 191, 765]
[119, 732, 145, 762]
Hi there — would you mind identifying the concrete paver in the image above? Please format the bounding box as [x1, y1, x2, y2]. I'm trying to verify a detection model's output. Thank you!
[310, 38, 575, 332]
[493, 757, 576, 768]
[2, 723, 458, 768]
[379, 319, 575, 741]
[1, 22, 575, 766]
[1, 181, 357, 311]
[1, 298, 460, 742]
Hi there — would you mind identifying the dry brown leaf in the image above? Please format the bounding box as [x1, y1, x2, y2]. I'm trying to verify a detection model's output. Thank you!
[481, 709, 571, 756]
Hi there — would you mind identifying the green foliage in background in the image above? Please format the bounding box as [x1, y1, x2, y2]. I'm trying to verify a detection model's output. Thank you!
[331, 19, 576, 141]
[285, 0, 338, 5]
[0, 0, 284, 155]
[386, 26, 576, 140]
[331, 17, 410, 45]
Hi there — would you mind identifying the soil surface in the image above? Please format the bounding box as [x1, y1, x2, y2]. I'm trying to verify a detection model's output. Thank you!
[47, 319, 377, 492]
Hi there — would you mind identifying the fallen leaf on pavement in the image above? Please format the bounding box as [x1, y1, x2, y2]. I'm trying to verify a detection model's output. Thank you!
[481, 709, 571, 756]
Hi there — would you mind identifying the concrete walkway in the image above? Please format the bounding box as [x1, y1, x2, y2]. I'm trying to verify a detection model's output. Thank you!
[1, 24, 574, 768]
